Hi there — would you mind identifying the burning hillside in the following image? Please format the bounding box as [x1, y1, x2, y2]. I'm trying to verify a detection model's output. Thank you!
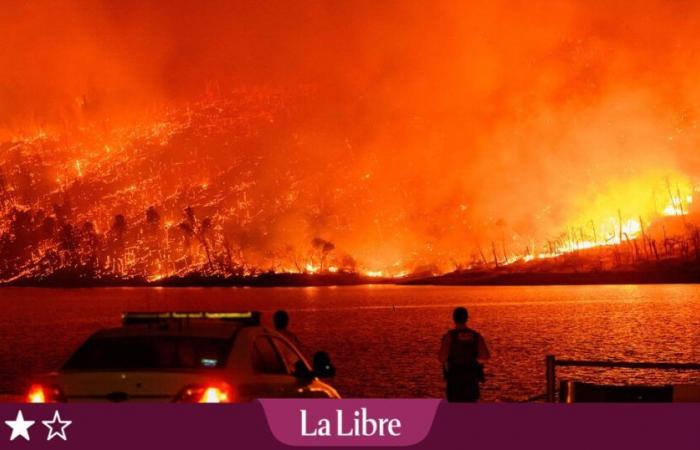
[1, 1, 700, 285]
[1, 90, 698, 285]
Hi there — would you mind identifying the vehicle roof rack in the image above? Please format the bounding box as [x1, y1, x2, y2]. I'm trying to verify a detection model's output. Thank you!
[121, 311, 261, 326]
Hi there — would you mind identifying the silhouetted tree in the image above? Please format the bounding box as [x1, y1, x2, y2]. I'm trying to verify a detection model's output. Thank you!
[178, 206, 214, 271]
[142, 206, 165, 274]
[39, 216, 56, 240]
[79, 221, 100, 270]
[146, 206, 160, 226]
[311, 237, 335, 272]
[109, 214, 128, 274]
[58, 223, 78, 267]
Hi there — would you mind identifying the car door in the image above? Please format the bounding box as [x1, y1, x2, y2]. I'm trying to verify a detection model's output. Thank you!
[269, 336, 336, 398]
[239, 334, 300, 399]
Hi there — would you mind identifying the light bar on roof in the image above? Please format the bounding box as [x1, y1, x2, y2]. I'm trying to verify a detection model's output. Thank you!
[121, 311, 260, 325]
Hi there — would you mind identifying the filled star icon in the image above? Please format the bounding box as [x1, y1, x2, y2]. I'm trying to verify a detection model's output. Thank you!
[5, 410, 35, 441]
[42, 411, 72, 441]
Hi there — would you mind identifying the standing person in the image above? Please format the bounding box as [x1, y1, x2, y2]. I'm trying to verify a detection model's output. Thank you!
[438, 307, 491, 402]
[273, 310, 303, 348]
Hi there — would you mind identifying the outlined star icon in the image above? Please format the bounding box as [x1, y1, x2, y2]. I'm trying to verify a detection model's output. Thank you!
[5, 410, 35, 441]
[42, 410, 71, 441]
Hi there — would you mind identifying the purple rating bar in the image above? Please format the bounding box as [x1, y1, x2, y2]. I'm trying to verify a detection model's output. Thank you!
[1, 401, 699, 449]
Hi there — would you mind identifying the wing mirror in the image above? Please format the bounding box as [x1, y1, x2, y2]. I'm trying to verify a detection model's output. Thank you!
[312, 351, 336, 378]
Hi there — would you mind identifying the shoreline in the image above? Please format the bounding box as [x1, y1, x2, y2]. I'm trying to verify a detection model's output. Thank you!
[404, 269, 700, 286]
[3, 265, 700, 288]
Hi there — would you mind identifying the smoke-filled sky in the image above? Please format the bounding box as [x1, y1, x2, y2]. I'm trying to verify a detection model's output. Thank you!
[2, 0, 700, 272]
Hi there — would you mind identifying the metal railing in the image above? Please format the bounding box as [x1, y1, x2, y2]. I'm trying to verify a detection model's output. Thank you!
[545, 355, 700, 402]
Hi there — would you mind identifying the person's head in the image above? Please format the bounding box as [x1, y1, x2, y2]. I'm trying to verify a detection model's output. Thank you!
[452, 307, 468, 325]
[273, 310, 289, 331]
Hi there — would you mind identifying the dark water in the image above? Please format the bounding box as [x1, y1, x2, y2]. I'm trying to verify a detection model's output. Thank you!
[2, 285, 700, 401]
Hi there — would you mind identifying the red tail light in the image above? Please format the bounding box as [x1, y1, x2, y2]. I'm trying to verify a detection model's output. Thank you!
[199, 386, 231, 403]
[26, 384, 65, 403]
[174, 383, 233, 403]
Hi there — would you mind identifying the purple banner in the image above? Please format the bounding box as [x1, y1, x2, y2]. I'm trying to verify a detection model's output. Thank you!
[1, 402, 700, 449]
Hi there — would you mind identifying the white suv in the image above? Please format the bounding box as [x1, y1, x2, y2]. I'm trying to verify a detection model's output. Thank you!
[27, 312, 340, 402]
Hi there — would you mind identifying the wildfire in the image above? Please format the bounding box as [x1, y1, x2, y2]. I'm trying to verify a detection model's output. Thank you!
[364, 270, 385, 278]
[0, 98, 697, 284]
[663, 195, 694, 217]
[3, 0, 700, 285]
[499, 174, 698, 267]
[552, 176, 694, 249]
[305, 263, 320, 274]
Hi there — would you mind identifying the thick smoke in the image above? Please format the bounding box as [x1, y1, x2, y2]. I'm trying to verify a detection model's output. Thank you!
[1, 0, 700, 273]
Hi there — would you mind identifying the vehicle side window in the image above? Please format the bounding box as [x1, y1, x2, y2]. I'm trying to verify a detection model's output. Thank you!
[63, 336, 230, 370]
[251, 337, 287, 375]
[271, 337, 309, 375]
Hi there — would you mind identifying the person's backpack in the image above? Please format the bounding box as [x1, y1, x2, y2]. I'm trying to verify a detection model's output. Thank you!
[446, 329, 485, 382]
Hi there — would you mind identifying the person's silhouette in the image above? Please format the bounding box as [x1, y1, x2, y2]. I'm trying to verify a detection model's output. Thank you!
[438, 307, 491, 402]
[273, 310, 303, 349]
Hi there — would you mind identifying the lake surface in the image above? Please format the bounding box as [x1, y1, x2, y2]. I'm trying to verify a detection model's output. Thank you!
[2, 285, 700, 401]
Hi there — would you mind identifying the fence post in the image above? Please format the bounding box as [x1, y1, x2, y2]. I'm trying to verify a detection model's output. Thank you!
[546, 355, 556, 402]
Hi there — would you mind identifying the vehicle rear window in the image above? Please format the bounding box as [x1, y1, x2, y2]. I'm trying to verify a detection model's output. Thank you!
[63, 336, 233, 371]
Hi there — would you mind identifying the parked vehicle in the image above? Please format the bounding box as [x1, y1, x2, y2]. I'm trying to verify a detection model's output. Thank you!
[27, 311, 339, 402]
